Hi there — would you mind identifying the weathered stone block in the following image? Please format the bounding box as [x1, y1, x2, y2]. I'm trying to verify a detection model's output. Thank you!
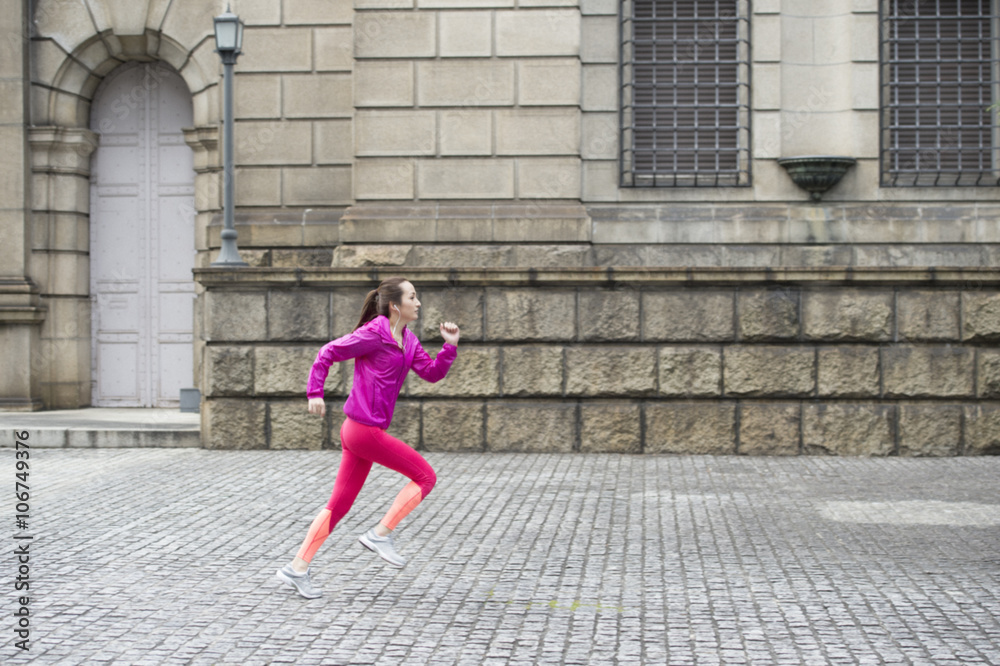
[502, 345, 565, 396]
[898, 403, 961, 456]
[284, 74, 352, 118]
[802, 289, 893, 341]
[492, 208, 591, 242]
[486, 289, 576, 341]
[386, 400, 422, 447]
[406, 346, 500, 397]
[358, 0, 414, 7]
[355, 12, 436, 58]
[439, 110, 492, 155]
[204, 291, 267, 342]
[882, 345, 974, 398]
[724, 346, 815, 396]
[356, 110, 436, 156]
[962, 291, 1000, 341]
[282, 167, 352, 206]
[739, 403, 800, 455]
[417, 60, 515, 106]
[285, 0, 353, 25]
[580, 402, 641, 453]
[255, 346, 331, 396]
[738, 288, 800, 340]
[897, 290, 960, 341]
[645, 401, 737, 454]
[271, 250, 334, 269]
[496, 109, 580, 155]
[964, 404, 1000, 455]
[418, 159, 515, 199]
[803, 403, 894, 456]
[268, 291, 330, 341]
[582, 64, 616, 111]
[314, 120, 354, 165]
[486, 402, 577, 452]
[422, 401, 485, 451]
[439, 11, 493, 57]
[354, 62, 414, 106]
[238, 28, 313, 72]
[581, 112, 618, 159]
[269, 401, 326, 450]
[418, 288, 485, 342]
[202, 398, 267, 449]
[419, 0, 512, 6]
[565, 347, 657, 397]
[496, 10, 580, 56]
[518, 59, 581, 105]
[315, 27, 354, 70]
[816, 346, 880, 397]
[331, 245, 412, 267]
[979, 349, 1000, 398]
[204, 345, 253, 397]
[659, 347, 722, 397]
[356, 158, 415, 200]
[642, 291, 735, 341]
[517, 158, 582, 199]
[235, 121, 312, 165]
[582, 0, 619, 14]
[578, 289, 639, 341]
[581, 15, 617, 63]
[235, 74, 281, 119]
[235, 168, 281, 206]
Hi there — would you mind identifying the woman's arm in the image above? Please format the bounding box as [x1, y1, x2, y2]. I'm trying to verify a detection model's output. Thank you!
[410, 322, 460, 383]
[306, 325, 382, 399]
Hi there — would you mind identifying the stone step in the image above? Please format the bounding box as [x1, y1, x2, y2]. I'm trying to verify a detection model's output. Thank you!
[0, 408, 201, 448]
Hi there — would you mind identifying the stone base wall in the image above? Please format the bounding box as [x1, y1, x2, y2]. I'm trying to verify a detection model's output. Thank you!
[194, 267, 1000, 456]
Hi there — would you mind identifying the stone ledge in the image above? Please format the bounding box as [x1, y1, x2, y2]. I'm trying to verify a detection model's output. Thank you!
[339, 203, 591, 243]
[0, 307, 47, 324]
[193, 266, 1000, 289]
[207, 209, 344, 248]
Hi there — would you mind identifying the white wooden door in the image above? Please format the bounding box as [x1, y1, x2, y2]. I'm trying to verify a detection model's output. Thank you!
[89, 62, 196, 407]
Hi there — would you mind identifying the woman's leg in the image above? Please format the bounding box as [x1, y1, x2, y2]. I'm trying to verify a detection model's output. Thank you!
[291, 421, 375, 570]
[349, 427, 437, 531]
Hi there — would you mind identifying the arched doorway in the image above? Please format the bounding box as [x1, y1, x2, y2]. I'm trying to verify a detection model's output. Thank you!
[89, 61, 196, 407]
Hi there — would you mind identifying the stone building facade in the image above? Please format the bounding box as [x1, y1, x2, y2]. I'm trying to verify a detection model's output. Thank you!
[1, 0, 998, 454]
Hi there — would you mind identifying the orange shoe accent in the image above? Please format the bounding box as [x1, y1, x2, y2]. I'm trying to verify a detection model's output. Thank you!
[295, 509, 333, 563]
[381, 481, 423, 531]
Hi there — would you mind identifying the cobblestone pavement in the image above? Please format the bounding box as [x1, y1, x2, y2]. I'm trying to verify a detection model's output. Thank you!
[3, 448, 999, 665]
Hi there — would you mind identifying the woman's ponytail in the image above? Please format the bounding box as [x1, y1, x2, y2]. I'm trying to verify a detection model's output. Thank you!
[353, 277, 408, 331]
[354, 288, 380, 331]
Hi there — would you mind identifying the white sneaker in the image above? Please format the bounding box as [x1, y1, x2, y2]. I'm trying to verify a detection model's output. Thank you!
[359, 528, 406, 568]
[276, 564, 322, 599]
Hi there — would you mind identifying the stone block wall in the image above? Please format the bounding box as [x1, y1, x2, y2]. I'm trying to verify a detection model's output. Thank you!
[352, 2, 582, 202]
[194, 267, 1000, 456]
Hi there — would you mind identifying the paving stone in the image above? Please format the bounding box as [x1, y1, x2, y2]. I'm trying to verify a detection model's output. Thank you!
[0, 449, 998, 664]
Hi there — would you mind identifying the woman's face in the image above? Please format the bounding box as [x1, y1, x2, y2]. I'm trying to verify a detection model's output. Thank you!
[393, 281, 420, 324]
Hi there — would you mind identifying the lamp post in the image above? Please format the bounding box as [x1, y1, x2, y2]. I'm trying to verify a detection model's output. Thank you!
[211, 4, 248, 266]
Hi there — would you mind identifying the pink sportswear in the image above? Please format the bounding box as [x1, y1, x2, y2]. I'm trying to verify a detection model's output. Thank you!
[307, 315, 457, 429]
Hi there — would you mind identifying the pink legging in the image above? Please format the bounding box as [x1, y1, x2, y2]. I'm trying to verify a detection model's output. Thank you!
[295, 417, 436, 563]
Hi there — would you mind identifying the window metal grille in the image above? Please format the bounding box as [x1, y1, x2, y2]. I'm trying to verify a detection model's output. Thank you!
[881, 0, 1000, 186]
[620, 0, 752, 187]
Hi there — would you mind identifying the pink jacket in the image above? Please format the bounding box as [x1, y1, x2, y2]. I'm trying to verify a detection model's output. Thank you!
[306, 315, 457, 429]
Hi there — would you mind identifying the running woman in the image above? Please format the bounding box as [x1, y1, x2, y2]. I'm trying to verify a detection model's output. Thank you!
[276, 277, 460, 599]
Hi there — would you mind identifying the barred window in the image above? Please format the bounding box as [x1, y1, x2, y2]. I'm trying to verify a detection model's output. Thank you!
[620, 0, 751, 187]
[881, 0, 1000, 186]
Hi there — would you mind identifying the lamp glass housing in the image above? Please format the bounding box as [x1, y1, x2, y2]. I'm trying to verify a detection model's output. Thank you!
[213, 11, 243, 53]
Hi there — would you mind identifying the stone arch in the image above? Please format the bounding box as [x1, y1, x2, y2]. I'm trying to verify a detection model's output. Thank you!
[39, 30, 219, 128]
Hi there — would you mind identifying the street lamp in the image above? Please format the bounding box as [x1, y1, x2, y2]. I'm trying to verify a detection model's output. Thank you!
[211, 4, 247, 266]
